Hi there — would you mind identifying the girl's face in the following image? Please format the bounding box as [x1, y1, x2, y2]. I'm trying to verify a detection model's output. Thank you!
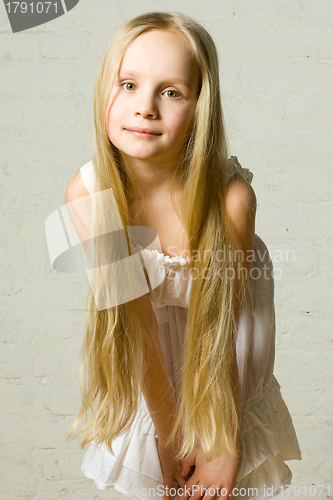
[106, 29, 201, 168]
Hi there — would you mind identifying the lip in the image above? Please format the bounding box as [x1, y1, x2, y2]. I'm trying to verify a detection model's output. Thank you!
[125, 127, 162, 137]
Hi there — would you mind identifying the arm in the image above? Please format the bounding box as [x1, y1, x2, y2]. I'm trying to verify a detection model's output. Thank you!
[138, 293, 179, 441]
[137, 291, 187, 498]
[225, 172, 257, 317]
[225, 172, 257, 429]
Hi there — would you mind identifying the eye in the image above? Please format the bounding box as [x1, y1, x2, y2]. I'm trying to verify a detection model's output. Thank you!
[163, 89, 181, 99]
[122, 82, 136, 91]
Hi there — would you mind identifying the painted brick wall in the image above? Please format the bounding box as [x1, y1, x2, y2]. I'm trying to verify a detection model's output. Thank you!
[1, 1, 332, 498]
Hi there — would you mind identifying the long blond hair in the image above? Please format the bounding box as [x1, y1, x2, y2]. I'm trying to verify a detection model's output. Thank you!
[68, 11, 248, 463]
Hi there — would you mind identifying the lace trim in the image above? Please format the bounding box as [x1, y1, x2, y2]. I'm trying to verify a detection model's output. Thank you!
[142, 248, 191, 265]
[131, 243, 191, 266]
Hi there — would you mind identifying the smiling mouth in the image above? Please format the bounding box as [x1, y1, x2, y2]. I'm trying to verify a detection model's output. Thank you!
[125, 128, 162, 137]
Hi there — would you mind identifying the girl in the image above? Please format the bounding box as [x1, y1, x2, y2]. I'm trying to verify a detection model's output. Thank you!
[65, 12, 302, 500]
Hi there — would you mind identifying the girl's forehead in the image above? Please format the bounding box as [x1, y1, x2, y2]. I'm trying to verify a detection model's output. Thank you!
[122, 29, 193, 64]
[118, 29, 199, 81]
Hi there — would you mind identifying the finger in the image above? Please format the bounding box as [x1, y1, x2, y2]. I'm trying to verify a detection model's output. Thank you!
[181, 457, 194, 477]
[202, 484, 222, 500]
[188, 481, 221, 500]
[218, 485, 230, 500]
[184, 465, 195, 480]
[174, 472, 187, 489]
[163, 476, 174, 500]
[189, 482, 209, 500]
[176, 475, 199, 500]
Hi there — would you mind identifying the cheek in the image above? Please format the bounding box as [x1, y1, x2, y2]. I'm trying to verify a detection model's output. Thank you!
[173, 108, 195, 134]
[106, 103, 124, 137]
[105, 90, 127, 132]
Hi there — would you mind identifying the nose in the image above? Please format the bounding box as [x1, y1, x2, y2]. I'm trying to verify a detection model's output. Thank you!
[134, 90, 158, 119]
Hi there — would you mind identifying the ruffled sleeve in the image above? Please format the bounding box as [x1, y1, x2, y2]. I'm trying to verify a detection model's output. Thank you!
[228, 156, 254, 184]
[80, 160, 96, 193]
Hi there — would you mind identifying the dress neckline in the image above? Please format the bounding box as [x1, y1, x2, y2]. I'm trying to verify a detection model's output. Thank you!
[140, 248, 192, 266]
[131, 241, 192, 266]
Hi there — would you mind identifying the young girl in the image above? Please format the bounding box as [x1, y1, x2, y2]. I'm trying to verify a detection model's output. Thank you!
[65, 11, 302, 500]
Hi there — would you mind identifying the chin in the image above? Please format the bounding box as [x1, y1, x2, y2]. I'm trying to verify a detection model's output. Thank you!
[124, 149, 160, 160]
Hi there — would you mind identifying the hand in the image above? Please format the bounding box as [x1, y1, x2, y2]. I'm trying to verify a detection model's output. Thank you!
[177, 440, 242, 500]
[156, 436, 189, 500]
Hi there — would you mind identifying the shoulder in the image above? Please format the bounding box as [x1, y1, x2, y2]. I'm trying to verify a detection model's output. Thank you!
[65, 160, 92, 204]
[225, 173, 257, 248]
[225, 172, 257, 215]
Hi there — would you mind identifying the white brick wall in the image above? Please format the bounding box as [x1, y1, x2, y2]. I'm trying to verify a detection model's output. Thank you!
[1, 1, 332, 498]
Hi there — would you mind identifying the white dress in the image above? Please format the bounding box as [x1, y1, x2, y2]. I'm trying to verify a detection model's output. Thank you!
[78, 157, 302, 500]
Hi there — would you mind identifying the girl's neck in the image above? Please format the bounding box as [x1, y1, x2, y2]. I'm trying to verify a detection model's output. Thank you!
[120, 152, 180, 198]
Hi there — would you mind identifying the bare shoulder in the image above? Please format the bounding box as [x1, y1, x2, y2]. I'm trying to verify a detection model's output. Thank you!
[225, 173, 257, 217]
[224, 173, 257, 248]
[65, 170, 90, 205]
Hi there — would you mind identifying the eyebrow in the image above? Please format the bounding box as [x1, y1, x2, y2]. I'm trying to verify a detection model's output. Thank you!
[119, 69, 193, 90]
